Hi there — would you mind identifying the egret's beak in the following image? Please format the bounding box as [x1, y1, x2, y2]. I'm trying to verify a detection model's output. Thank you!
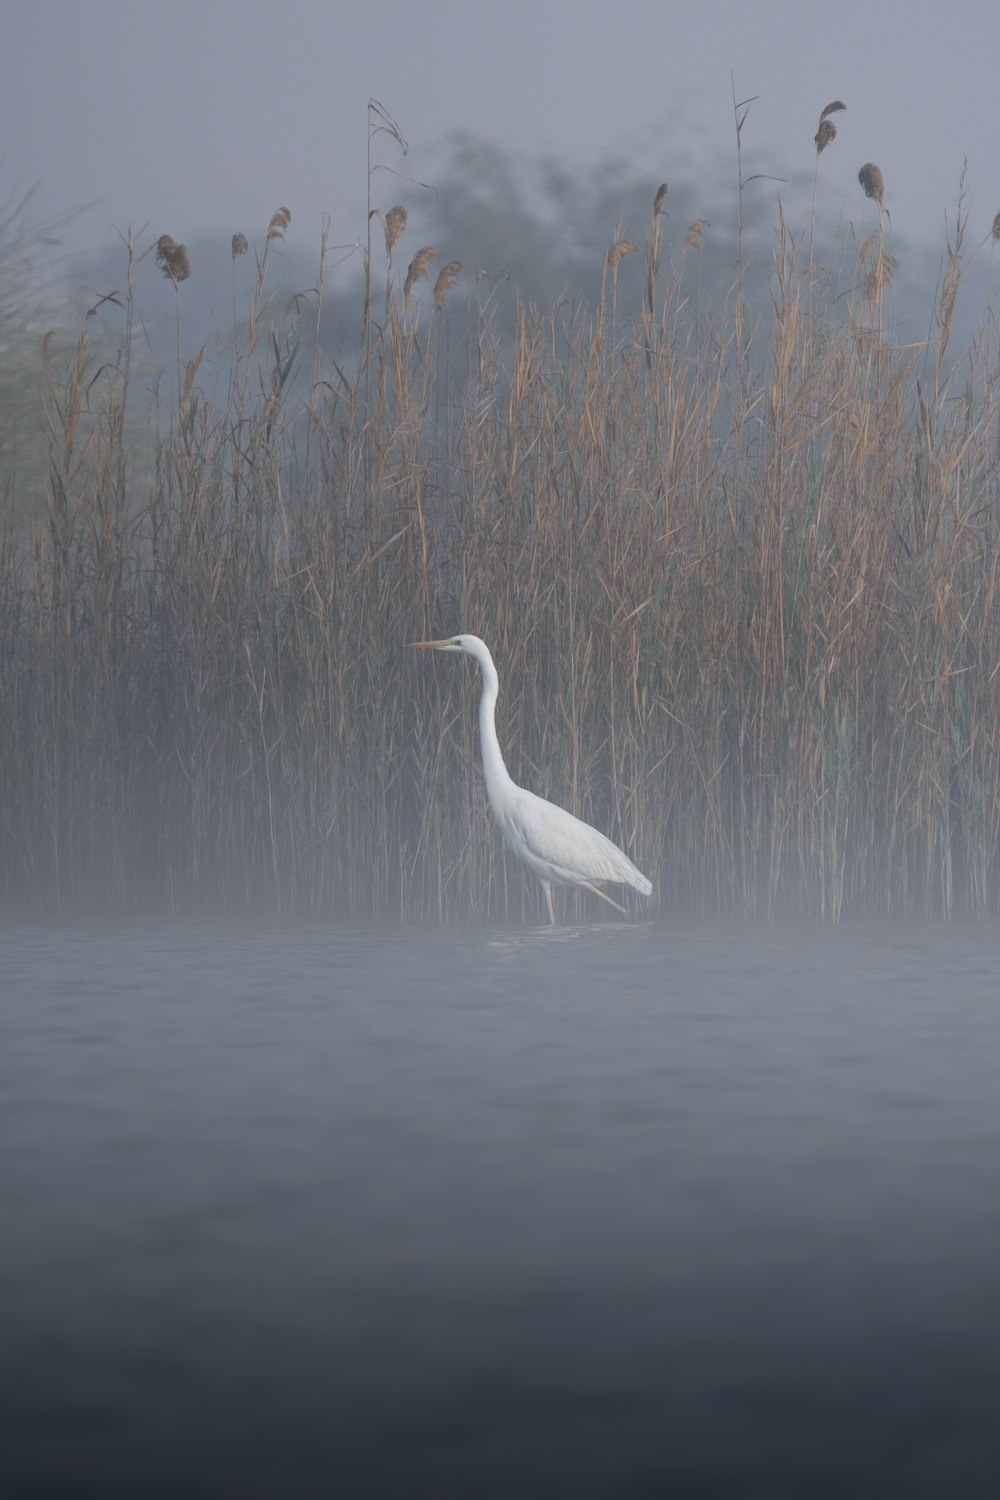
[408, 639, 452, 650]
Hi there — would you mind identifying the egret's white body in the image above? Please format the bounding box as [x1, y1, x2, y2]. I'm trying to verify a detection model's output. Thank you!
[411, 634, 653, 923]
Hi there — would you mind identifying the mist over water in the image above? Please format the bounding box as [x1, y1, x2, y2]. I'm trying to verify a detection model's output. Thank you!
[3, 921, 1000, 1497]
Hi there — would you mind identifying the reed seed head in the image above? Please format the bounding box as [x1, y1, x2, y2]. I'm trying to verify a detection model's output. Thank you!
[267, 207, 291, 242]
[858, 163, 884, 204]
[815, 120, 837, 155]
[155, 234, 190, 283]
[232, 232, 248, 260]
[993, 210, 1000, 243]
[385, 205, 408, 253]
[432, 260, 465, 305]
[818, 100, 846, 124]
[684, 218, 710, 251]
[370, 206, 408, 257]
[653, 183, 668, 217]
[605, 239, 639, 274]
[404, 246, 437, 299]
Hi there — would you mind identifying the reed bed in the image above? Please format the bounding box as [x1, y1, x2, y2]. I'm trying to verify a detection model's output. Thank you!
[2, 177, 1000, 922]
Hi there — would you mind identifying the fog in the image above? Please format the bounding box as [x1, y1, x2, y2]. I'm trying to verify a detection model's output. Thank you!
[8, 0, 1000, 441]
[28, 125, 983, 411]
[5, 0, 999, 262]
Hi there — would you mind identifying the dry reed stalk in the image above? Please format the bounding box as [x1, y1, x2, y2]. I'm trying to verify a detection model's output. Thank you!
[938, 261, 961, 335]
[645, 184, 669, 348]
[235, 204, 294, 421]
[989, 209, 1000, 381]
[856, 166, 888, 346]
[180, 345, 206, 407]
[809, 101, 844, 292]
[154, 235, 191, 412]
[603, 234, 639, 346]
[229, 232, 250, 396]
[858, 235, 896, 299]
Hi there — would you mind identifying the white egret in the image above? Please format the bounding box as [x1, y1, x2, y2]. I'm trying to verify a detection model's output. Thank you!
[411, 634, 653, 924]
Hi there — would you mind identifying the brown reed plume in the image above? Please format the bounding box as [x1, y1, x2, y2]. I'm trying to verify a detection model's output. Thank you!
[683, 219, 709, 250]
[858, 163, 884, 205]
[266, 207, 291, 242]
[653, 182, 668, 217]
[404, 246, 437, 300]
[605, 238, 639, 274]
[370, 204, 408, 258]
[386, 205, 407, 252]
[155, 234, 190, 283]
[815, 120, 837, 154]
[815, 98, 846, 157]
[432, 259, 465, 305]
[232, 232, 248, 259]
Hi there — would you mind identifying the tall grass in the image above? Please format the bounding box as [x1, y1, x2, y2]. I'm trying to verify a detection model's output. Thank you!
[2, 164, 1000, 922]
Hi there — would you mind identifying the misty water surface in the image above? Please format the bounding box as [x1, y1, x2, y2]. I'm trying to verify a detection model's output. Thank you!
[2, 920, 1000, 1498]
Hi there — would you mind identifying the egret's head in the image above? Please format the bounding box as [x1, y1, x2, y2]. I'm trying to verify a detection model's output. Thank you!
[409, 636, 462, 653]
[409, 634, 483, 655]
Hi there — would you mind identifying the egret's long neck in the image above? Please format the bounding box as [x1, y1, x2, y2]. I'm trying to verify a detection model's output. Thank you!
[476, 651, 515, 802]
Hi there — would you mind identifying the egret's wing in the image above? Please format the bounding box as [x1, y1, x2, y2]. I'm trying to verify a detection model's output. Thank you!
[507, 788, 652, 892]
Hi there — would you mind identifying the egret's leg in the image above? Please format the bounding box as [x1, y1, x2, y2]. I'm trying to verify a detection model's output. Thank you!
[582, 881, 628, 917]
[543, 883, 556, 925]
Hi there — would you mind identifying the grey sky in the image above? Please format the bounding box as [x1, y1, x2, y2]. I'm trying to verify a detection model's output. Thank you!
[4, 0, 1000, 270]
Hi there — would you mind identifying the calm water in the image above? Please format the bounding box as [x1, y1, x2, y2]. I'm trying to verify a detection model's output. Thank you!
[2, 920, 1000, 1498]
